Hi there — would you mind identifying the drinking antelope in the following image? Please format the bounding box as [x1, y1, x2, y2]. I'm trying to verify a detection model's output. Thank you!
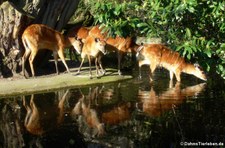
[67, 26, 90, 61]
[136, 44, 207, 81]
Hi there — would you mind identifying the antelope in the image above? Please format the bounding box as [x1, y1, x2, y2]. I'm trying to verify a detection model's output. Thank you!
[76, 35, 107, 79]
[89, 26, 139, 75]
[67, 26, 90, 61]
[21, 24, 83, 78]
[136, 44, 207, 82]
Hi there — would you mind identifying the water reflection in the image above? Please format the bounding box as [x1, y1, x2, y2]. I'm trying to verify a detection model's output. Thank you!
[71, 85, 132, 137]
[101, 102, 131, 125]
[0, 79, 216, 147]
[0, 97, 24, 147]
[138, 81, 206, 117]
[23, 90, 72, 135]
[71, 87, 105, 137]
[0, 90, 86, 148]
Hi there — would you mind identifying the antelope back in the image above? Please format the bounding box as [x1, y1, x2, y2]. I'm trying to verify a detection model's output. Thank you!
[160, 46, 184, 68]
[67, 26, 90, 39]
[22, 24, 64, 50]
[89, 25, 106, 40]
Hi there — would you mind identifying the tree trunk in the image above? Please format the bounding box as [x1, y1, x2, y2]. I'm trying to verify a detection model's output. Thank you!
[0, 1, 31, 77]
[0, 0, 80, 78]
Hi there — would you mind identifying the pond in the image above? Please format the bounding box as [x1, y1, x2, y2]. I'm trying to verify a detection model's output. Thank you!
[0, 67, 224, 148]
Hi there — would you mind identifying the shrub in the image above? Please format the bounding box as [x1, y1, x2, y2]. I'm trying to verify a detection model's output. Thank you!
[82, 0, 225, 79]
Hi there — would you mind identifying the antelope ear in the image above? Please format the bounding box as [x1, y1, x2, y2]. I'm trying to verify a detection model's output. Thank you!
[137, 45, 144, 52]
[95, 38, 100, 42]
[194, 63, 203, 71]
[194, 63, 199, 68]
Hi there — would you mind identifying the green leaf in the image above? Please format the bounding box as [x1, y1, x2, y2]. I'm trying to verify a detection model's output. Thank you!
[187, 53, 191, 60]
[185, 28, 192, 38]
[205, 49, 212, 58]
[137, 23, 148, 28]
[188, 6, 195, 13]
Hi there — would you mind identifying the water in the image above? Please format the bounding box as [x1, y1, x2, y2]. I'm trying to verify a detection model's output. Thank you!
[0, 67, 224, 148]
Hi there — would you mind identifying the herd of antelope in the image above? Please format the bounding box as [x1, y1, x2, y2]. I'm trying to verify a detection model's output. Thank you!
[21, 24, 207, 82]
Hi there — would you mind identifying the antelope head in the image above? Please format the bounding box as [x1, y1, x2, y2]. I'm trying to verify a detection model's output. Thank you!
[95, 38, 107, 55]
[193, 63, 207, 81]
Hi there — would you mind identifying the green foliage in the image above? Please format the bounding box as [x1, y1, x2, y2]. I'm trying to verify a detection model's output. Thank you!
[82, 0, 225, 79]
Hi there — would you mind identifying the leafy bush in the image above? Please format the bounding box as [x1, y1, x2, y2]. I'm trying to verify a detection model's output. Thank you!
[82, 0, 225, 79]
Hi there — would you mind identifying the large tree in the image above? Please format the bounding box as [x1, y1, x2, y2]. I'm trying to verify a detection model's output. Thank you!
[0, 0, 80, 78]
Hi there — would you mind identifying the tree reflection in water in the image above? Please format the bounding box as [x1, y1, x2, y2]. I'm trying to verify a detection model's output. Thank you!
[0, 80, 208, 147]
[0, 90, 86, 148]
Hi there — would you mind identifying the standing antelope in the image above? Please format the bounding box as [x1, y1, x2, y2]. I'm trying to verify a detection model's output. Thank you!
[136, 44, 207, 81]
[89, 26, 139, 75]
[22, 24, 83, 78]
[76, 35, 107, 79]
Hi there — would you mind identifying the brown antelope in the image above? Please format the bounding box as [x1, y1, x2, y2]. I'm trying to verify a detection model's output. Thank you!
[136, 44, 207, 81]
[21, 24, 83, 78]
[89, 26, 139, 75]
[76, 35, 107, 79]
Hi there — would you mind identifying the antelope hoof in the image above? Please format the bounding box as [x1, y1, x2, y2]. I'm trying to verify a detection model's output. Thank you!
[118, 70, 122, 75]
[149, 78, 154, 82]
[74, 71, 80, 76]
[89, 73, 93, 79]
[23, 75, 28, 79]
[138, 75, 142, 80]
[96, 74, 101, 79]
[101, 70, 106, 75]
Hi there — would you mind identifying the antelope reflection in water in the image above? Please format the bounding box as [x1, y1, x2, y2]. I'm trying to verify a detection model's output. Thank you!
[138, 82, 206, 117]
[71, 85, 132, 136]
[23, 90, 71, 135]
[72, 86, 105, 136]
[101, 103, 131, 125]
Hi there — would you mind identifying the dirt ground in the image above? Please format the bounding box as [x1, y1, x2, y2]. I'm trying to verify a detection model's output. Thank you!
[0, 66, 132, 97]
